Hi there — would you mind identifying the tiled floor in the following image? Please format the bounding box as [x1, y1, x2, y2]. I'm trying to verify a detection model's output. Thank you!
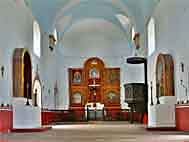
[1, 122, 189, 142]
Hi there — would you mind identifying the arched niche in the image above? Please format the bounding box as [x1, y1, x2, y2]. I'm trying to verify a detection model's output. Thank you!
[13, 48, 32, 99]
[156, 54, 175, 97]
[32, 72, 42, 107]
[84, 57, 105, 81]
[84, 57, 105, 103]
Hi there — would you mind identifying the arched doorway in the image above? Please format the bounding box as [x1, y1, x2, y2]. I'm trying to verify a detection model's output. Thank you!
[13, 48, 32, 99]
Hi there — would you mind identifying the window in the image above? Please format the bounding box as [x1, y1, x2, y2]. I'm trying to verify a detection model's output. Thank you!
[53, 28, 58, 45]
[33, 21, 41, 58]
[147, 17, 156, 56]
[131, 26, 135, 41]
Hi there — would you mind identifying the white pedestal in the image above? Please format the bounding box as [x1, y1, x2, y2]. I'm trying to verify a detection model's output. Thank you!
[148, 96, 176, 128]
[148, 104, 175, 127]
[13, 98, 41, 129]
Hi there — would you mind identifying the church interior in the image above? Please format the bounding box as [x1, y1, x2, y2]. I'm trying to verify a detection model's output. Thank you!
[1, 0, 189, 141]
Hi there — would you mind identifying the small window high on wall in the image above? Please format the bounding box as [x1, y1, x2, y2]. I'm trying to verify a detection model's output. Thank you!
[131, 26, 135, 41]
[33, 21, 41, 58]
[147, 17, 156, 56]
[53, 28, 57, 45]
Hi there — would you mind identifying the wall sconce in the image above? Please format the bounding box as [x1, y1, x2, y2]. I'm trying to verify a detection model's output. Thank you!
[49, 34, 56, 51]
[1, 66, 4, 78]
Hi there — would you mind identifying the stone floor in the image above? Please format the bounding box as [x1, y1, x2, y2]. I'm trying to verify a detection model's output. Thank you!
[1, 122, 189, 142]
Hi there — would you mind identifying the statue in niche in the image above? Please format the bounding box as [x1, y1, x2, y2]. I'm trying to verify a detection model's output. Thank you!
[89, 68, 99, 78]
[73, 71, 81, 83]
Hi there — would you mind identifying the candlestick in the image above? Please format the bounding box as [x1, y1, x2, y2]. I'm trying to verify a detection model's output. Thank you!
[150, 81, 154, 106]
[34, 89, 38, 107]
[25, 82, 30, 106]
[156, 83, 160, 105]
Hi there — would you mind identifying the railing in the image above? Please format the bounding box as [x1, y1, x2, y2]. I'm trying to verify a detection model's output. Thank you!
[41, 108, 146, 125]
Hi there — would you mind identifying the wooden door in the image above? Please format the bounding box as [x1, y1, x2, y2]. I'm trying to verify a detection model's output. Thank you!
[13, 48, 32, 99]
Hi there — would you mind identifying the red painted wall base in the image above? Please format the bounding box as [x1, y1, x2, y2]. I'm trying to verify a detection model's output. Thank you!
[11, 127, 51, 133]
[176, 104, 189, 131]
[0, 107, 13, 133]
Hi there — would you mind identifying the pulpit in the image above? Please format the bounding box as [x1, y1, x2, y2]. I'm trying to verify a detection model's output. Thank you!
[124, 83, 146, 123]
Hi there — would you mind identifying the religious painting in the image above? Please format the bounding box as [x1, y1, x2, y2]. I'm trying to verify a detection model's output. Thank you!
[105, 91, 119, 104]
[72, 92, 82, 104]
[73, 71, 82, 83]
[105, 69, 120, 85]
[156, 54, 175, 97]
[70, 69, 83, 85]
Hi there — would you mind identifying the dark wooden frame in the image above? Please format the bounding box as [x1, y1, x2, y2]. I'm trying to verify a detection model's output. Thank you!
[156, 54, 175, 96]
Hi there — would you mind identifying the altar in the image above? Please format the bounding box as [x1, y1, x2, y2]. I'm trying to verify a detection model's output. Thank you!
[85, 103, 104, 121]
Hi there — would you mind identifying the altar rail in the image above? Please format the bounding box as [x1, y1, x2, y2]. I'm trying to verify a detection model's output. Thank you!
[41, 109, 147, 125]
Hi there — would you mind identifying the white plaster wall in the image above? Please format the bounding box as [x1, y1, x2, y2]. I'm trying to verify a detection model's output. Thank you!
[147, 0, 189, 127]
[0, 0, 39, 103]
[40, 32, 58, 109]
[12, 98, 41, 128]
[148, 0, 189, 105]
[0, 0, 44, 128]
[55, 19, 144, 109]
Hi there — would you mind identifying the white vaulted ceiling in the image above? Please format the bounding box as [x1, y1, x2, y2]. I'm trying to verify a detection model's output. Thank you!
[23, 0, 159, 34]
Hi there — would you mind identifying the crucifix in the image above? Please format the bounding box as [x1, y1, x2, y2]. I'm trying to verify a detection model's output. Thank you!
[88, 79, 100, 102]
[89, 79, 100, 88]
